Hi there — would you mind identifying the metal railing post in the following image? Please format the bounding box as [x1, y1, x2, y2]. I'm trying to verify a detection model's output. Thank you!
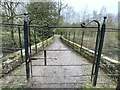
[93, 17, 107, 86]
[28, 20, 32, 55]
[68, 32, 70, 45]
[80, 31, 84, 51]
[61, 32, 62, 37]
[18, 27, 23, 62]
[53, 31, 54, 38]
[47, 30, 48, 45]
[42, 30, 44, 49]
[73, 32, 75, 47]
[91, 21, 100, 82]
[66, 32, 67, 39]
[23, 13, 30, 81]
[34, 29, 37, 54]
[44, 50, 47, 65]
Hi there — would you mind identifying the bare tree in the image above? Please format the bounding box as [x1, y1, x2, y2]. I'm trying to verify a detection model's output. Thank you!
[0, 1, 25, 49]
[62, 6, 80, 23]
[57, 0, 68, 24]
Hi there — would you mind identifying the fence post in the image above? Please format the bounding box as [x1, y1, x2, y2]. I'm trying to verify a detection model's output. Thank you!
[18, 27, 23, 62]
[34, 29, 37, 54]
[93, 17, 107, 86]
[47, 30, 48, 45]
[28, 20, 32, 55]
[61, 32, 62, 37]
[23, 13, 30, 81]
[66, 32, 67, 39]
[44, 50, 47, 65]
[80, 31, 84, 51]
[42, 30, 44, 49]
[91, 21, 100, 81]
[53, 31, 54, 38]
[73, 32, 75, 47]
[68, 32, 70, 45]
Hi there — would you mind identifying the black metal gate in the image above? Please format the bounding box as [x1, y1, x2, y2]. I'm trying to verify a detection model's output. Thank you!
[22, 13, 108, 87]
[2, 14, 119, 88]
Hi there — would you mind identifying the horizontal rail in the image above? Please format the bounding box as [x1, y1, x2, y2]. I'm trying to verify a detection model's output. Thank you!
[71, 74, 91, 77]
[97, 82, 111, 84]
[1, 23, 120, 30]
[0, 74, 26, 76]
[106, 27, 120, 30]
[0, 23, 97, 28]
[29, 57, 57, 60]
[71, 74, 120, 77]
[1, 73, 118, 77]
[32, 64, 91, 66]
[44, 49, 70, 51]
[0, 23, 23, 27]
[32, 82, 87, 85]
[33, 49, 71, 52]
[32, 75, 89, 77]
[80, 29, 120, 32]
[101, 64, 120, 66]
[29, 25, 98, 28]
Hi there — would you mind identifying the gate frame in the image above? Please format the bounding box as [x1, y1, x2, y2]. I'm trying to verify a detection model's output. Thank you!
[24, 15, 107, 87]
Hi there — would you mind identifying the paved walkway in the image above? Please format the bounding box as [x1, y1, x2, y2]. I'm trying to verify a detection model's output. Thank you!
[31, 36, 116, 88]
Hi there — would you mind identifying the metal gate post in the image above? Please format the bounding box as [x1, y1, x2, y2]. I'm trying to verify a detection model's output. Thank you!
[23, 13, 30, 81]
[28, 20, 32, 55]
[93, 17, 107, 86]
[44, 50, 47, 65]
[91, 21, 100, 81]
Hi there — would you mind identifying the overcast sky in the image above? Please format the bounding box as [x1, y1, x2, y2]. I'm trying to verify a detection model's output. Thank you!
[63, 0, 120, 15]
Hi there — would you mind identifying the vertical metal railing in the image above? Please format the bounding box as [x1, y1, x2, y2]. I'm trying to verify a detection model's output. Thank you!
[73, 32, 75, 47]
[42, 30, 44, 49]
[44, 50, 47, 66]
[28, 20, 32, 56]
[68, 32, 70, 45]
[93, 17, 107, 86]
[34, 29, 37, 54]
[80, 31, 84, 51]
[18, 27, 23, 62]
[23, 14, 30, 81]
[91, 21, 100, 82]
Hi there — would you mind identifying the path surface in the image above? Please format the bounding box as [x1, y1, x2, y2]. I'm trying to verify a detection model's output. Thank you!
[31, 36, 115, 88]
